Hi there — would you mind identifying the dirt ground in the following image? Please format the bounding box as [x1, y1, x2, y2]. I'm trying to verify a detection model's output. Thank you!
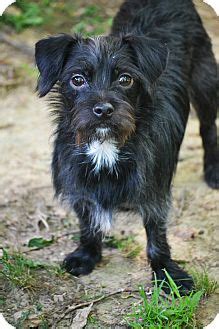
[0, 0, 218, 328]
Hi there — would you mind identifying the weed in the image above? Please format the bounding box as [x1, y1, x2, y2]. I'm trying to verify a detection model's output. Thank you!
[0, 296, 5, 306]
[1, 1, 47, 32]
[47, 264, 66, 277]
[16, 310, 31, 329]
[104, 235, 142, 258]
[38, 316, 49, 329]
[0, 249, 66, 289]
[0, 249, 43, 289]
[15, 306, 49, 329]
[126, 270, 203, 328]
[192, 269, 218, 297]
[87, 314, 98, 325]
[1, 1, 113, 35]
[71, 4, 112, 36]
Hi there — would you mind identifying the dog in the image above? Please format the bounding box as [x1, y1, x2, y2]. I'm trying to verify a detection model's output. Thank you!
[35, 0, 219, 294]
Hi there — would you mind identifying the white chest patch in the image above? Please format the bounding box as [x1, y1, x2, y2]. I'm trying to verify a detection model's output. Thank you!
[86, 139, 119, 173]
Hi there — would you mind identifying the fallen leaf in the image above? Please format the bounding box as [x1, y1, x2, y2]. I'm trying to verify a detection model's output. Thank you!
[27, 237, 54, 249]
[71, 303, 93, 329]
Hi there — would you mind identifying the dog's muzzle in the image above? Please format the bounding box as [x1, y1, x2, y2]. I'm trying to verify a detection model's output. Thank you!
[93, 102, 114, 118]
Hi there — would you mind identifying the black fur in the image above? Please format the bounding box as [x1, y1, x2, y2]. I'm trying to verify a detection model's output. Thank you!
[35, 0, 219, 295]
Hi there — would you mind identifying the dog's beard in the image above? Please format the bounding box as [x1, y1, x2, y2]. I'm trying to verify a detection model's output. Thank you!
[75, 121, 135, 147]
[73, 104, 136, 147]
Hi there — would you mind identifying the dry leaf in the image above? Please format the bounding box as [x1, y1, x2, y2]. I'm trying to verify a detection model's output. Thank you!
[71, 303, 93, 329]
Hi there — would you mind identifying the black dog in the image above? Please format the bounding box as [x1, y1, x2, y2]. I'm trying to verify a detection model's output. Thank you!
[35, 0, 219, 294]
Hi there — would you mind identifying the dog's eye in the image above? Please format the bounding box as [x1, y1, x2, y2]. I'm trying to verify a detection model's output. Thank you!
[71, 75, 86, 88]
[118, 74, 133, 88]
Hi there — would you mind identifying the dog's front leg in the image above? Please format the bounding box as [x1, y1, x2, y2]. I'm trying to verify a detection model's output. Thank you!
[63, 202, 102, 276]
[143, 208, 194, 295]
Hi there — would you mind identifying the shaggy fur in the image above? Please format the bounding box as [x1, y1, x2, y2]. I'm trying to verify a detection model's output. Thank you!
[35, 0, 219, 294]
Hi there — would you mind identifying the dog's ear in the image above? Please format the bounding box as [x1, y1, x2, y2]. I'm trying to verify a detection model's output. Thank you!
[123, 35, 169, 87]
[35, 34, 78, 97]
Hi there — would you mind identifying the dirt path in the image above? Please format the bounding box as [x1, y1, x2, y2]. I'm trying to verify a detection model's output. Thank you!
[0, 1, 218, 327]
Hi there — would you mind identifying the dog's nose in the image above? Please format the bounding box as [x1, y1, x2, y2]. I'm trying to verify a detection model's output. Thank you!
[93, 103, 114, 118]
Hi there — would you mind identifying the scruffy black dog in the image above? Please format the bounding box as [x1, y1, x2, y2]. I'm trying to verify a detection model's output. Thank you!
[35, 0, 219, 294]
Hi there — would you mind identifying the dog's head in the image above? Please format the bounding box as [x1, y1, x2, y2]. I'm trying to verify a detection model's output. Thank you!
[35, 34, 168, 146]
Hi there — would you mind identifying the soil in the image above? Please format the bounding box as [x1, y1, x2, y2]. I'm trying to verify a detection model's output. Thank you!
[0, 0, 218, 328]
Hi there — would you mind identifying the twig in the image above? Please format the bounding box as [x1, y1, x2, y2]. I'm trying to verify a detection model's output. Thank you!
[56, 230, 80, 240]
[54, 288, 139, 326]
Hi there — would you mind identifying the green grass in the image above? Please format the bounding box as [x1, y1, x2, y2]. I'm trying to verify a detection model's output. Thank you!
[0, 249, 44, 289]
[0, 296, 6, 306]
[15, 306, 49, 329]
[126, 270, 203, 328]
[16, 310, 32, 329]
[87, 314, 99, 325]
[104, 235, 142, 258]
[47, 264, 66, 277]
[192, 269, 218, 297]
[1, 0, 51, 32]
[0, 249, 65, 289]
[71, 4, 112, 36]
[1, 1, 113, 35]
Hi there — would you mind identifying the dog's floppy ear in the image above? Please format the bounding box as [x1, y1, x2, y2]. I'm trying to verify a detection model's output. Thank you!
[35, 34, 78, 97]
[123, 35, 169, 86]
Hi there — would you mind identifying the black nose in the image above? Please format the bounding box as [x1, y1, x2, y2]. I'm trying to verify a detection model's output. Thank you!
[93, 103, 114, 118]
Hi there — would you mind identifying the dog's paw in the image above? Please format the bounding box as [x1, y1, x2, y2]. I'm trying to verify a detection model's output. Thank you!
[63, 247, 101, 276]
[153, 261, 194, 296]
[205, 163, 219, 189]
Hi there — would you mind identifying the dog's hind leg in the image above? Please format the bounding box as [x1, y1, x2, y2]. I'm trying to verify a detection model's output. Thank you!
[143, 202, 194, 295]
[63, 202, 102, 276]
[190, 40, 219, 189]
